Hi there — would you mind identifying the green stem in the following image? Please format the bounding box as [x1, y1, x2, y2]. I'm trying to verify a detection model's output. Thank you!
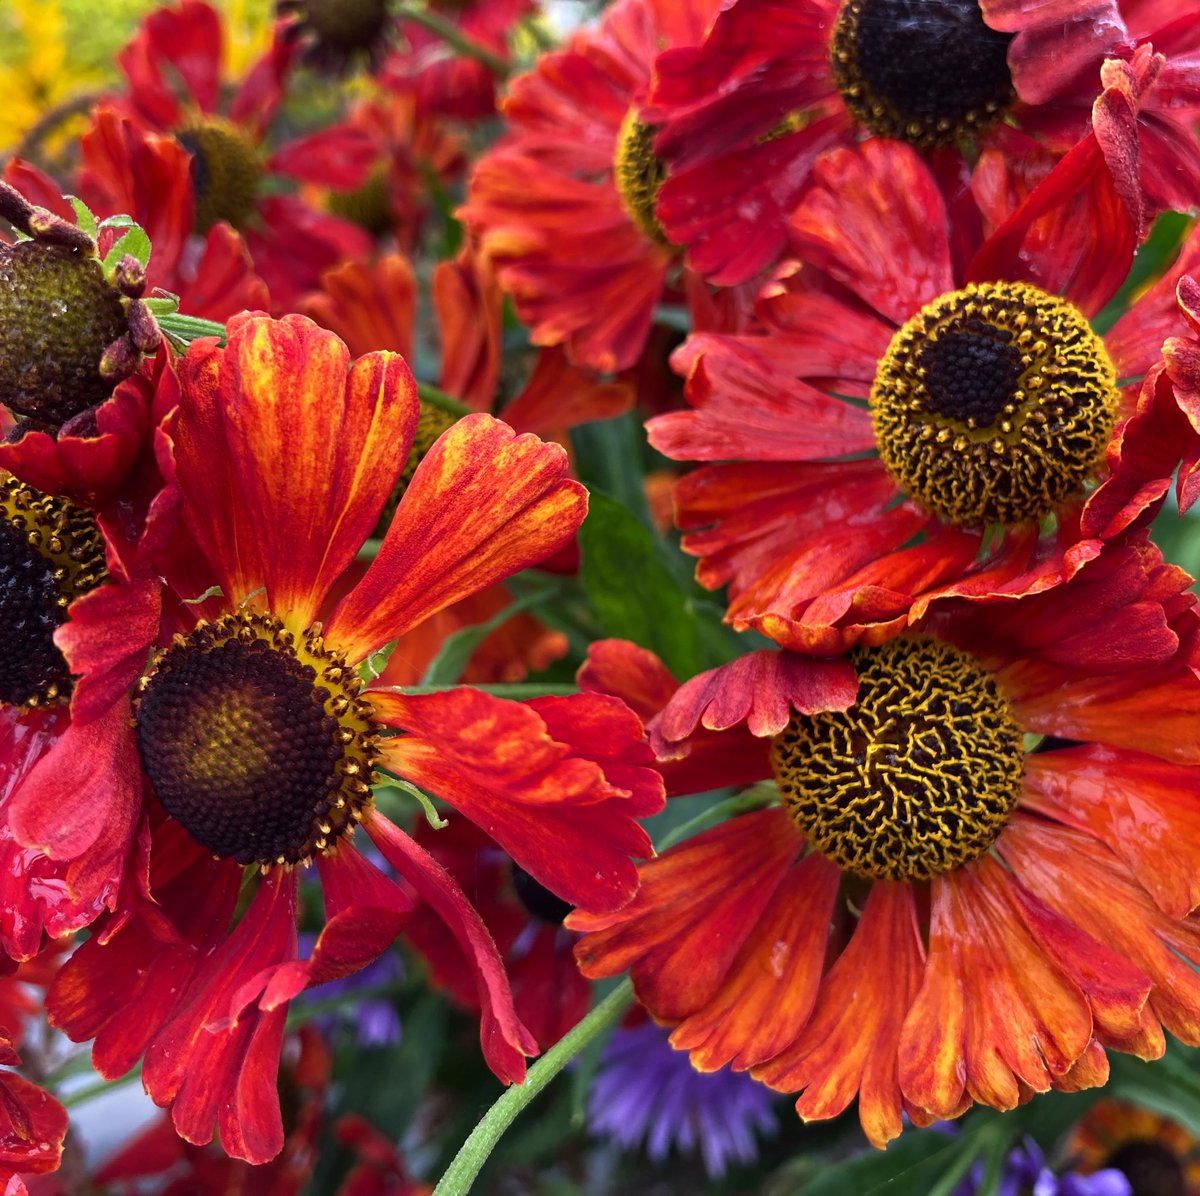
[11, 90, 106, 165]
[60, 1066, 140, 1109]
[398, 682, 579, 698]
[395, 6, 510, 76]
[433, 980, 633, 1196]
[658, 784, 777, 851]
[417, 382, 474, 418]
[157, 311, 227, 347]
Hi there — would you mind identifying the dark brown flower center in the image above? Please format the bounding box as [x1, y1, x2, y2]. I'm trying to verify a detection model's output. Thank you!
[300, 0, 389, 50]
[871, 281, 1119, 527]
[327, 167, 393, 236]
[830, 0, 1014, 147]
[0, 478, 107, 708]
[134, 611, 381, 868]
[0, 241, 128, 430]
[613, 109, 671, 248]
[1105, 1140, 1186, 1196]
[177, 118, 263, 234]
[771, 637, 1023, 881]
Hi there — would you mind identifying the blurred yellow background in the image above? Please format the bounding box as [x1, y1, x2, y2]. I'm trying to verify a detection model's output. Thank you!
[0, 0, 274, 155]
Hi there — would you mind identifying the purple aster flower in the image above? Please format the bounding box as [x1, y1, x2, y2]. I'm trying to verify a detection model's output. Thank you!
[298, 934, 404, 1048]
[587, 1020, 777, 1178]
[955, 1137, 1131, 1196]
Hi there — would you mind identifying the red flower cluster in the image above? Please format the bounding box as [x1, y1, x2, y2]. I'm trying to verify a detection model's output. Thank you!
[3, 0, 1200, 1187]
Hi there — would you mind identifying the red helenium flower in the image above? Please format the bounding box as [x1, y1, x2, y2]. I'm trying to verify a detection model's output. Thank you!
[309, 88, 466, 252]
[644, 0, 1200, 284]
[459, 0, 725, 373]
[0, 469, 157, 960]
[571, 535, 1200, 1146]
[98, 0, 376, 308]
[648, 135, 1200, 654]
[5, 128, 267, 329]
[8, 314, 663, 1163]
[301, 247, 634, 578]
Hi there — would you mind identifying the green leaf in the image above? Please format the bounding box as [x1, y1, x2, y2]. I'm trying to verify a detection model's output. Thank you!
[578, 491, 711, 678]
[397, 681, 579, 698]
[96, 213, 136, 231]
[777, 1119, 1011, 1196]
[1110, 1048, 1200, 1138]
[420, 584, 558, 686]
[68, 196, 98, 240]
[361, 638, 399, 682]
[102, 225, 152, 272]
[157, 311, 227, 347]
[142, 293, 180, 317]
[570, 413, 654, 529]
[1152, 503, 1200, 583]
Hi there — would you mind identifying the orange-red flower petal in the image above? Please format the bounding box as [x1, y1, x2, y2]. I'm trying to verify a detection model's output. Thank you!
[372, 687, 660, 913]
[325, 415, 585, 660]
[174, 313, 418, 627]
[754, 883, 926, 1149]
[570, 809, 803, 1021]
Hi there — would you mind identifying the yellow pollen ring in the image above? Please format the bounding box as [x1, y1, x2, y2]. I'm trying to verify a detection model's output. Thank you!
[771, 637, 1024, 882]
[613, 108, 672, 248]
[870, 280, 1119, 528]
[0, 476, 107, 709]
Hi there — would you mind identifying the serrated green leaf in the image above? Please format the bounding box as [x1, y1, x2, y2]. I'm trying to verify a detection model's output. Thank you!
[97, 213, 136, 230]
[102, 225, 152, 272]
[68, 196, 98, 240]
